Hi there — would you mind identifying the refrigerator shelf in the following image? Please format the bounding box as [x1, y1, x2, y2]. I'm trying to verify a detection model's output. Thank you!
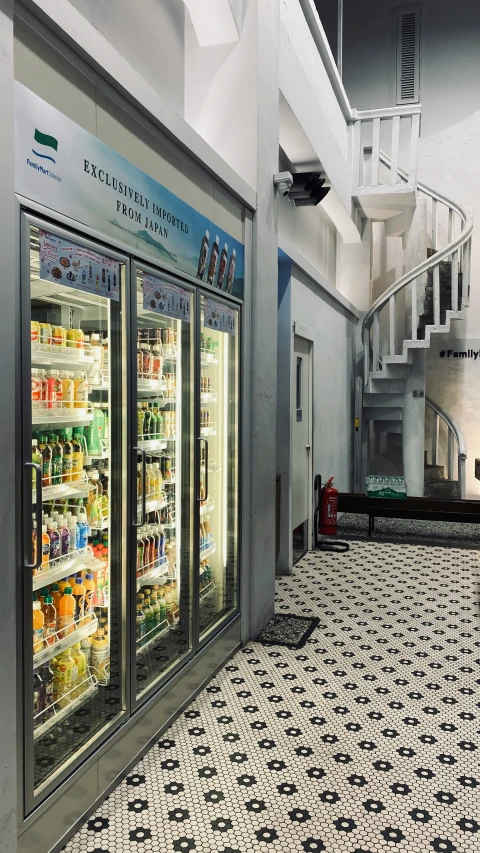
[200, 541, 216, 560]
[200, 496, 215, 516]
[200, 425, 217, 437]
[158, 398, 176, 406]
[136, 557, 170, 591]
[200, 464, 222, 475]
[33, 406, 94, 429]
[33, 615, 99, 668]
[89, 517, 109, 532]
[138, 496, 168, 514]
[200, 391, 218, 403]
[31, 344, 94, 370]
[200, 352, 218, 367]
[33, 547, 104, 591]
[199, 581, 216, 601]
[33, 474, 92, 504]
[137, 379, 167, 396]
[136, 621, 170, 657]
[137, 437, 167, 452]
[84, 441, 109, 464]
[33, 673, 99, 741]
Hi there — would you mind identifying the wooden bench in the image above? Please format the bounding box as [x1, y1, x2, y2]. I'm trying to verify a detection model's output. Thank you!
[338, 492, 480, 536]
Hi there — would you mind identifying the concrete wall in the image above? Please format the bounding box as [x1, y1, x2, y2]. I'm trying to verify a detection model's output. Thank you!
[69, 0, 186, 118]
[278, 192, 337, 285]
[343, 0, 480, 499]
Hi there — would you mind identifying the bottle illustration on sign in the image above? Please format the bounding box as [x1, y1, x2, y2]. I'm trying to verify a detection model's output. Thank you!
[107, 274, 111, 293]
[217, 243, 228, 289]
[95, 274, 100, 291]
[102, 268, 105, 284]
[197, 229, 210, 280]
[88, 262, 93, 281]
[82, 267, 87, 284]
[225, 249, 236, 293]
[207, 236, 220, 285]
[113, 272, 117, 292]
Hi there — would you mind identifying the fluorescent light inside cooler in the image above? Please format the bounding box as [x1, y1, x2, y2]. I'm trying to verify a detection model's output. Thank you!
[223, 333, 228, 566]
[184, 0, 239, 46]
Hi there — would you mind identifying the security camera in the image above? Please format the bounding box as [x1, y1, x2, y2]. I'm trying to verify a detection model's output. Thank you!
[273, 171, 294, 196]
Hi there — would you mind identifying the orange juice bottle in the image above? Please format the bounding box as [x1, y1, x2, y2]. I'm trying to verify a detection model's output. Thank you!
[58, 586, 75, 638]
[50, 583, 62, 613]
[41, 524, 50, 569]
[58, 578, 68, 595]
[33, 597, 44, 654]
[83, 573, 96, 618]
[72, 576, 86, 623]
[42, 595, 57, 647]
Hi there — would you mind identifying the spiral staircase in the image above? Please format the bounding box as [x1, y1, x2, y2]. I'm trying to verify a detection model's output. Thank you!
[360, 156, 473, 498]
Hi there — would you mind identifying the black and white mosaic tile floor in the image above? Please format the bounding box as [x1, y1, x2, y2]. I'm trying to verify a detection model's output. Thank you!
[65, 541, 480, 853]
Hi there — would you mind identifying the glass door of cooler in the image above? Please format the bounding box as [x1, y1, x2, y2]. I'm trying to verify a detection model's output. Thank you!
[22, 216, 127, 809]
[132, 264, 194, 703]
[197, 294, 239, 642]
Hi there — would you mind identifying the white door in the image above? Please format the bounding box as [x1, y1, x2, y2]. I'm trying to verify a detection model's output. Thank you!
[291, 334, 313, 543]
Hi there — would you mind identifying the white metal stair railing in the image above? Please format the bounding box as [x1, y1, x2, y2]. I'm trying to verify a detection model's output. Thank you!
[425, 396, 467, 500]
[351, 105, 422, 192]
[362, 155, 473, 385]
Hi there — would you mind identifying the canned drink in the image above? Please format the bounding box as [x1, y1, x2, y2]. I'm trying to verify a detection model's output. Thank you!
[31, 370, 41, 408]
[39, 323, 52, 346]
[52, 325, 66, 347]
[60, 371, 74, 408]
[31, 321, 40, 343]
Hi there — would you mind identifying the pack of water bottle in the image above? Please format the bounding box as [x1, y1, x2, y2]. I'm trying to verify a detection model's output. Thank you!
[365, 475, 407, 499]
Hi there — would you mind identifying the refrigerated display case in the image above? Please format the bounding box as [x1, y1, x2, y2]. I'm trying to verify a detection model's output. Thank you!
[198, 294, 239, 642]
[133, 265, 194, 702]
[22, 218, 127, 805]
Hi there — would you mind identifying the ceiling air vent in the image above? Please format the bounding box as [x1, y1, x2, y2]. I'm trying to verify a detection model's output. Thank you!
[396, 8, 420, 104]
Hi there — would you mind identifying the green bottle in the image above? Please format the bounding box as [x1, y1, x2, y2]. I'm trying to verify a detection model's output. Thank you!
[49, 433, 63, 486]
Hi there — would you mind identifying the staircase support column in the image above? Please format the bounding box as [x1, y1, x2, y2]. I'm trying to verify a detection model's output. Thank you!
[402, 349, 426, 497]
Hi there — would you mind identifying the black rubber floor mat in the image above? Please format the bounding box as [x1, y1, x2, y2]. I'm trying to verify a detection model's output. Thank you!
[256, 614, 320, 649]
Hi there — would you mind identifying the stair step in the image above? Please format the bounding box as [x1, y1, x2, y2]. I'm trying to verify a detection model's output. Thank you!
[370, 363, 410, 380]
[363, 393, 405, 408]
[424, 464, 445, 482]
[368, 377, 406, 394]
[364, 407, 403, 422]
[424, 479, 460, 498]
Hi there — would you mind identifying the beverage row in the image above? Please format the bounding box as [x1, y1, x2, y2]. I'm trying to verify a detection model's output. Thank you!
[137, 460, 172, 500]
[196, 231, 236, 293]
[200, 333, 219, 358]
[200, 375, 214, 394]
[31, 370, 95, 410]
[200, 409, 213, 428]
[33, 575, 98, 652]
[34, 637, 108, 724]
[136, 583, 178, 644]
[33, 507, 89, 570]
[31, 323, 108, 355]
[33, 429, 108, 487]
[138, 328, 177, 347]
[136, 342, 164, 381]
[199, 518, 213, 550]
[199, 560, 213, 592]
[137, 403, 176, 440]
[136, 524, 173, 576]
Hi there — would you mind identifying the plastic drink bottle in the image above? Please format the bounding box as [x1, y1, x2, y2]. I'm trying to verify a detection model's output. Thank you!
[54, 648, 77, 707]
[197, 229, 209, 279]
[33, 669, 43, 720]
[49, 434, 63, 485]
[60, 371, 74, 409]
[38, 435, 52, 488]
[68, 515, 77, 553]
[136, 606, 146, 645]
[217, 242, 228, 289]
[83, 572, 96, 617]
[72, 576, 86, 622]
[60, 429, 73, 482]
[142, 597, 155, 636]
[58, 516, 70, 559]
[32, 438, 42, 483]
[50, 583, 62, 613]
[71, 642, 87, 693]
[33, 598, 45, 654]
[225, 249, 236, 293]
[58, 587, 75, 638]
[39, 663, 55, 720]
[150, 591, 161, 629]
[91, 629, 109, 679]
[71, 428, 85, 480]
[47, 521, 61, 562]
[42, 595, 57, 646]
[157, 588, 167, 624]
[46, 371, 56, 409]
[81, 634, 93, 667]
[164, 585, 175, 625]
[76, 505, 89, 550]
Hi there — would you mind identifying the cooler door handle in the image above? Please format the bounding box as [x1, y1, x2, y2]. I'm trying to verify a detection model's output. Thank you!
[134, 447, 147, 528]
[25, 462, 43, 571]
[198, 437, 209, 501]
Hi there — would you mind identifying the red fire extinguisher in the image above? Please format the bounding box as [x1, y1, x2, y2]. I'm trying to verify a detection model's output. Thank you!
[319, 476, 338, 535]
[314, 475, 349, 552]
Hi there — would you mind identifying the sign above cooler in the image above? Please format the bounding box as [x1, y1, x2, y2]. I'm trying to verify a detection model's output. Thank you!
[14, 82, 245, 299]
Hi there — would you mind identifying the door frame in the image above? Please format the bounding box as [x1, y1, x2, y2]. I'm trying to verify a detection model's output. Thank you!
[291, 322, 314, 553]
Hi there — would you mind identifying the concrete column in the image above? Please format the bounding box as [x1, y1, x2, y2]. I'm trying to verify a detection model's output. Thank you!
[402, 349, 426, 496]
[245, 0, 279, 638]
[0, 1, 18, 849]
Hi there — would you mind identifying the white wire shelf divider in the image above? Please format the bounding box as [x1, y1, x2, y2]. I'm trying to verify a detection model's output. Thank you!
[200, 390, 218, 403]
[136, 556, 170, 591]
[33, 469, 93, 503]
[31, 341, 94, 370]
[32, 546, 105, 591]
[200, 423, 217, 437]
[200, 540, 216, 560]
[33, 614, 99, 669]
[33, 669, 99, 741]
[137, 435, 167, 452]
[199, 496, 215, 516]
[199, 581, 216, 601]
[137, 378, 167, 397]
[33, 401, 94, 428]
[136, 619, 170, 657]
[84, 438, 109, 464]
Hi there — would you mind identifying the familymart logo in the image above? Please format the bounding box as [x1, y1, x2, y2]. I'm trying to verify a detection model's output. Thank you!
[27, 128, 62, 182]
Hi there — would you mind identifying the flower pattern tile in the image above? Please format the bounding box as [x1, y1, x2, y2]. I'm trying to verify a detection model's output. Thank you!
[64, 541, 480, 852]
